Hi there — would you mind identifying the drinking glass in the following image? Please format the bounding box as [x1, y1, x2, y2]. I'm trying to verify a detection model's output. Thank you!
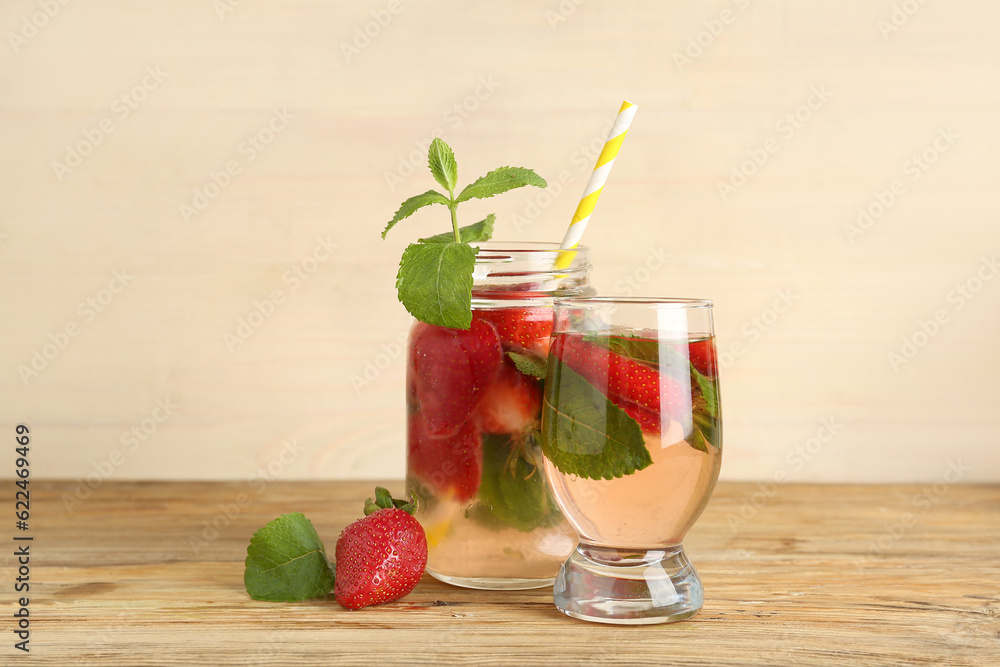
[540, 297, 722, 623]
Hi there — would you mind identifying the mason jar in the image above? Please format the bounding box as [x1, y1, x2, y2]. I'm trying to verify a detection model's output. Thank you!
[405, 242, 593, 589]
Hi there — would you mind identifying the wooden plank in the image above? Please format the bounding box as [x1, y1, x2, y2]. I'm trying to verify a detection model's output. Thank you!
[16, 481, 999, 665]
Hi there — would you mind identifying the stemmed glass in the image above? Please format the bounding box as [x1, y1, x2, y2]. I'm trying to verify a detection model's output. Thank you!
[540, 297, 722, 624]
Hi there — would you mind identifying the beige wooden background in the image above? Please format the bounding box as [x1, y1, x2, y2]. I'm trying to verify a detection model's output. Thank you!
[1, 0, 998, 484]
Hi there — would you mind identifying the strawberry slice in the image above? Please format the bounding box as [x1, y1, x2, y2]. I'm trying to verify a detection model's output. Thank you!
[687, 338, 717, 377]
[472, 359, 542, 434]
[409, 318, 502, 436]
[619, 402, 661, 435]
[551, 334, 688, 435]
[664, 338, 717, 377]
[407, 412, 482, 502]
[476, 307, 553, 358]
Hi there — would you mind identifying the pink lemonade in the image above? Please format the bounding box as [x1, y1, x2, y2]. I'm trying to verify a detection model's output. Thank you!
[541, 331, 722, 549]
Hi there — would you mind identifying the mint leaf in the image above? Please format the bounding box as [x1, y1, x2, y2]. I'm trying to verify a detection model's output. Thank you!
[689, 426, 709, 453]
[419, 214, 495, 244]
[471, 434, 562, 533]
[396, 242, 477, 329]
[244, 513, 335, 602]
[691, 366, 718, 418]
[455, 167, 547, 203]
[541, 365, 651, 480]
[589, 333, 661, 368]
[691, 411, 720, 453]
[382, 190, 450, 239]
[508, 351, 547, 379]
[427, 138, 458, 192]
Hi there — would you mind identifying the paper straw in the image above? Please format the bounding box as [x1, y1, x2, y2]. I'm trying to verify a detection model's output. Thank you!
[555, 100, 638, 269]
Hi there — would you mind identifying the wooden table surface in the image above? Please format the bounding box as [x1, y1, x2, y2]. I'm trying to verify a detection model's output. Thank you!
[16, 481, 1000, 666]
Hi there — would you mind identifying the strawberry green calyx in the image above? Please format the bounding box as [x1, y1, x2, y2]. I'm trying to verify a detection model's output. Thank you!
[364, 486, 416, 516]
[382, 138, 547, 330]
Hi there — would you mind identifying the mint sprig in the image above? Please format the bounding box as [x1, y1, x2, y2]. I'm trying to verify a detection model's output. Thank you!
[383, 138, 547, 329]
[244, 513, 335, 602]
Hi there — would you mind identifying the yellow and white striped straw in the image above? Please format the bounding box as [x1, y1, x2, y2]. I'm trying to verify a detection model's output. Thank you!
[556, 100, 638, 269]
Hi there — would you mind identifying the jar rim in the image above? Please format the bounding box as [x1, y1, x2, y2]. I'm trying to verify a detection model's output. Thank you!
[470, 243, 592, 300]
[473, 243, 590, 274]
[475, 242, 589, 252]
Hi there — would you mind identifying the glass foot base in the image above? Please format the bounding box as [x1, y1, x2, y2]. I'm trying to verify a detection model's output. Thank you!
[553, 544, 703, 624]
[428, 571, 555, 591]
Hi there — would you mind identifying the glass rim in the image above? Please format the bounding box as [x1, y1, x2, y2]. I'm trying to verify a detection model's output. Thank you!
[554, 296, 713, 309]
